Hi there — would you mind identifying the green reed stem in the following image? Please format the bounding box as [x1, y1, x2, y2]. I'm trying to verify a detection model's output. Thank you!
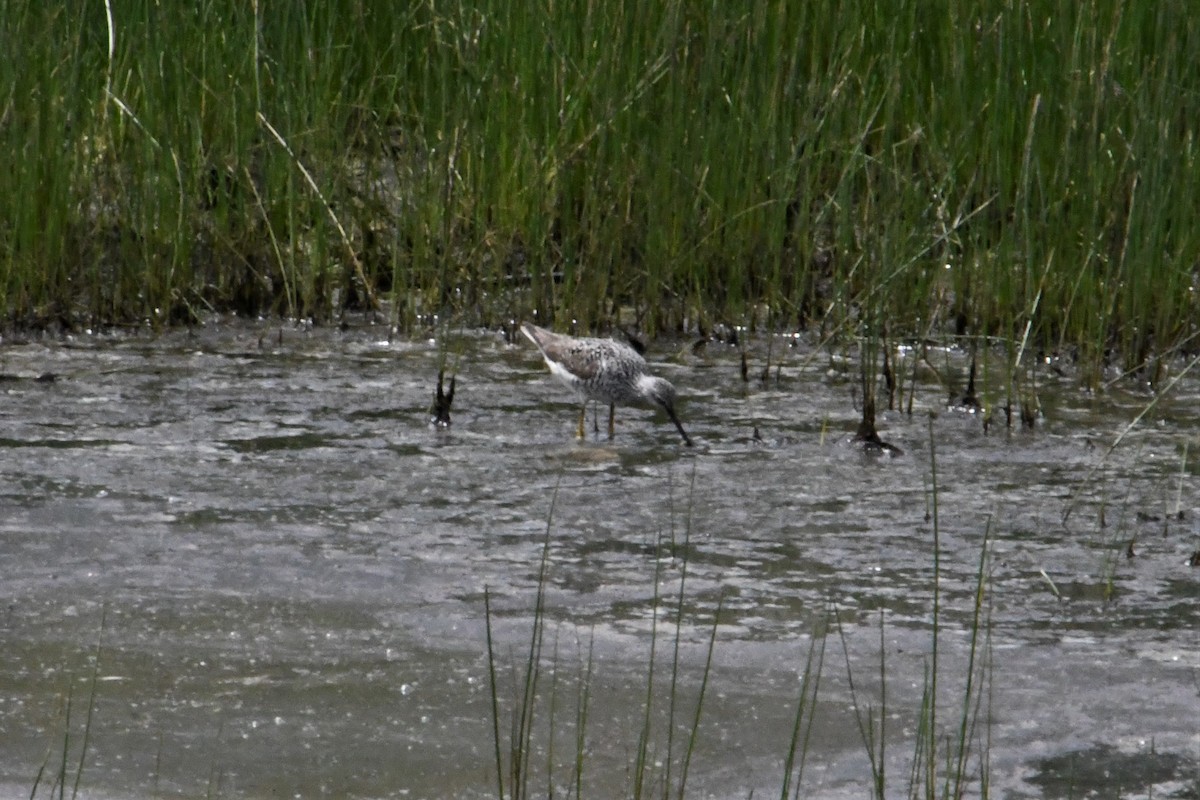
[778, 618, 827, 800]
[677, 590, 723, 800]
[484, 588, 505, 800]
[571, 632, 595, 800]
[927, 414, 941, 798]
[69, 604, 106, 800]
[836, 606, 886, 799]
[950, 518, 992, 798]
[632, 533, 665, 800]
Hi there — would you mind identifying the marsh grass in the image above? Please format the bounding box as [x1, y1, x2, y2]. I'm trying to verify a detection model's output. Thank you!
[484, 468, 734, 800]
[486, 442, 1001, 797]
[918, 420, 995, 800]
[30, 607, 105, 800]
[2, 0, 1196, 373]
[837, 418, 994, 800]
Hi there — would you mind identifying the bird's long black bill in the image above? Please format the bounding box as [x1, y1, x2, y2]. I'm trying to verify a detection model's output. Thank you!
[665, 407, 693, 447]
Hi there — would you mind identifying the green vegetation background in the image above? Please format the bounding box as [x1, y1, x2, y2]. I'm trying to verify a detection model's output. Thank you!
[2, 0, 1196, 369]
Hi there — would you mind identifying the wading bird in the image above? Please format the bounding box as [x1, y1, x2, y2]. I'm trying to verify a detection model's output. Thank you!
[520, 322, 693, 446]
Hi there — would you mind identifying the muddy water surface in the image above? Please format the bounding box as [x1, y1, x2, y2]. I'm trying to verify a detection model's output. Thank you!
[1, 319, 1197, 799]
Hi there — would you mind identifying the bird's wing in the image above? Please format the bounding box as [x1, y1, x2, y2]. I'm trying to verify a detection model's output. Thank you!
[523, 324, 644, 381]
[546, 338, 605, 381]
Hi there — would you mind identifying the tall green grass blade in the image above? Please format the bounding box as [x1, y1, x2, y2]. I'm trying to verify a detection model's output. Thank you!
[926, 414, 941, 798]
[70, 604, 106, 800]
[676, 590, 723, 800]
[485, 477, 560, 800]
[663, 463, 696, 796]
[836, 606, 886, 799]
[951, 519, 993, 799]
[484, 587, 506, 800]
[513, 480, 559, 800]
[56, 682, 72, 800]
[632, 531, 665, 800]
[571, 631, 595, 800]
[545, 631, 560, 800]
[878, 609, 887, 798]
[778, 618, 827, 800]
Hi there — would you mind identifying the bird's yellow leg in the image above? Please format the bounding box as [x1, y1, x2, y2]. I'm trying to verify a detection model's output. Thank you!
[577, 406, 586, 440]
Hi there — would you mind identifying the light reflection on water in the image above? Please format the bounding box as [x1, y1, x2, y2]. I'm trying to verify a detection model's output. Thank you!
[1, 320, 1197, 798]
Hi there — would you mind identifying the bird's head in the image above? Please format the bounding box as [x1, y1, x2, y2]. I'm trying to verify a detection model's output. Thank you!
[639, 375, 692, 446]
[639, 375, 677, 410]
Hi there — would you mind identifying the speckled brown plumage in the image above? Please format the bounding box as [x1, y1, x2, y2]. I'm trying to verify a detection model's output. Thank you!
[520, 322, 692, 446]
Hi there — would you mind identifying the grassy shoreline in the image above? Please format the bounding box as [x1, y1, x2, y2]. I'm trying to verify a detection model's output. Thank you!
[2, 1, 1197, 371]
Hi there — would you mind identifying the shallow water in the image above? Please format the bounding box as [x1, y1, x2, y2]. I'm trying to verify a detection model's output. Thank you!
[1, 319, 1197, 799]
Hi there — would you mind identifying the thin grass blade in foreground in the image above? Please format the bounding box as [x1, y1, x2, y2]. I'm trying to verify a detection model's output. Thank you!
[27, 605, 106, 800]
[778, 618, 828, 800]
[836, 607, 887, 800]
[484, 477, 560, 800]
[482, 466, 730, 799]
[950, 519, 994, 800]
[484, 588, 505, 800]
[926, 414, 942, 797]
